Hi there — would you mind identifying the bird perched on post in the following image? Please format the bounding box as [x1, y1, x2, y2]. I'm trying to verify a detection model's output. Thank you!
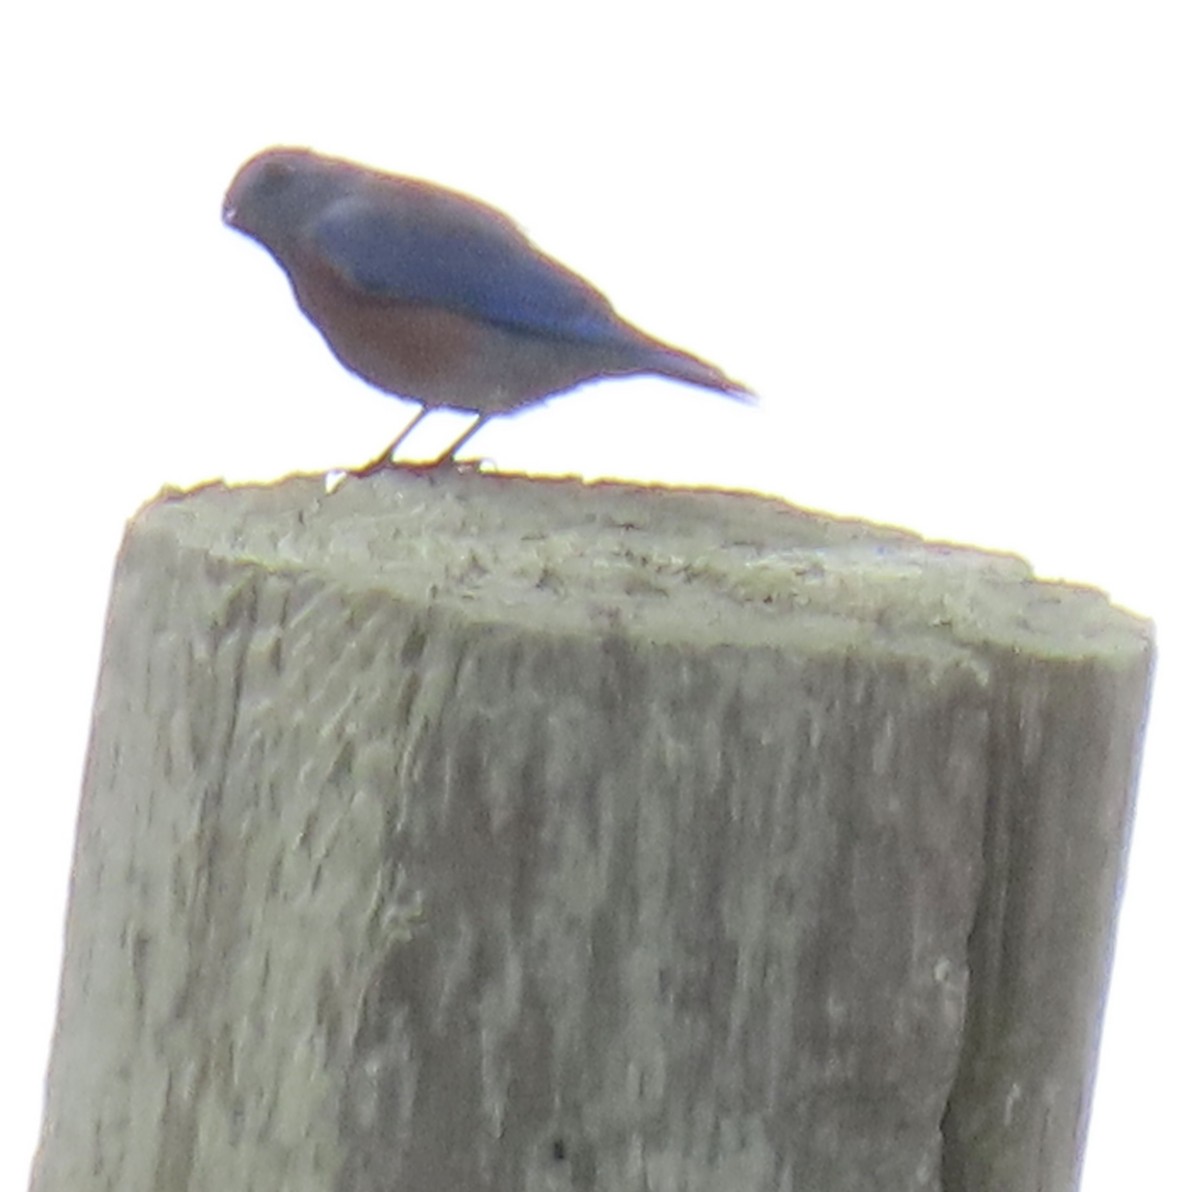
[223, 147, 751, 469]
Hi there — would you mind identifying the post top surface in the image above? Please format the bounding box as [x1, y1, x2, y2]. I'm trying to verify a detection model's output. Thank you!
[134, 470, 1151, 668]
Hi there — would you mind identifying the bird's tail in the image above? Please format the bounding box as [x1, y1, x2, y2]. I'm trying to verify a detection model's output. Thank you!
[639, 343, 755, 403]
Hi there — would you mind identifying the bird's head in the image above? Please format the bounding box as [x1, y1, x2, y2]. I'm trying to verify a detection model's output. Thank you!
[223, 147, 353, 257]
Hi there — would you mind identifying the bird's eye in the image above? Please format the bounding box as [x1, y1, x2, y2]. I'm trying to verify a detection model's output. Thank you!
[257, 159, 298, 193]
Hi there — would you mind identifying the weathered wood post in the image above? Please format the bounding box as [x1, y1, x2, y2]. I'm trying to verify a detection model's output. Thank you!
[29, 471, 1152, 1192]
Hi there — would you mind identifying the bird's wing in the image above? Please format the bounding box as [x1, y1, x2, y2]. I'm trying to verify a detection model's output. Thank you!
[309, 190, 639, 348]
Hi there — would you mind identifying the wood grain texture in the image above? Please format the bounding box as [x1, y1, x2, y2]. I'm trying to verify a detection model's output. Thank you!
[29, 471, 1152, 1192]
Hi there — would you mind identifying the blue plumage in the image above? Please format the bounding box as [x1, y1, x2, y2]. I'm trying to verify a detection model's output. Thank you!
[311, 196, 625, 346]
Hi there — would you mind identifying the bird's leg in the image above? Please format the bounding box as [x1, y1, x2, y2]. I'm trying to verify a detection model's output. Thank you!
[429, 414, 488, 467]
[354, 407, 431, 474]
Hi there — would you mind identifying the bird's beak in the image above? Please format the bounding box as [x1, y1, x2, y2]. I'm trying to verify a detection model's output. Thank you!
[221, 195, 239, 227]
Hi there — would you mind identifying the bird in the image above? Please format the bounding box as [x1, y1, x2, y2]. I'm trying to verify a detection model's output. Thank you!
[223, 147, 751, 470]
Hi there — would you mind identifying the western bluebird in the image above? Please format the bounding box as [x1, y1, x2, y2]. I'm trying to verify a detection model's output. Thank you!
[223, 147, 751, 469]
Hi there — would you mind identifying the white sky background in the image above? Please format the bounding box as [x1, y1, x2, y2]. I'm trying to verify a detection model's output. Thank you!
[3, 2, 1196, 1187]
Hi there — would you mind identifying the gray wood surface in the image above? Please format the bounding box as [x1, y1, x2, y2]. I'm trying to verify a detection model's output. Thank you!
[29, 471, 1152, 1192]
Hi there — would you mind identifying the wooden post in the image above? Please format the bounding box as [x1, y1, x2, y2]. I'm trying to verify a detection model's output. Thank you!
[29, 471, 1152, 1192]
